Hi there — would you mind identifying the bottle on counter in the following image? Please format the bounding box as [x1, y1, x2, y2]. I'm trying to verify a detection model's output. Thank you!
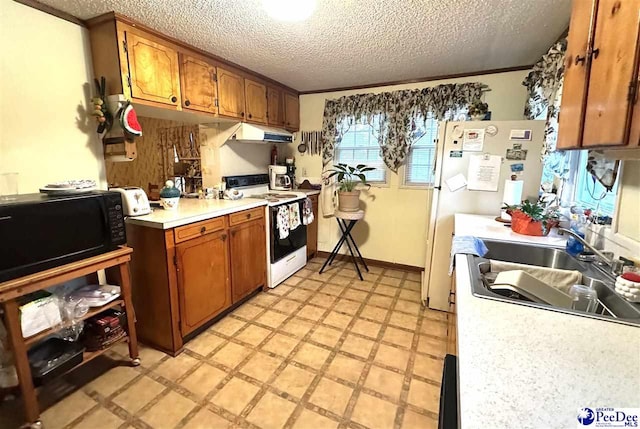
[566, 207, 586, 256]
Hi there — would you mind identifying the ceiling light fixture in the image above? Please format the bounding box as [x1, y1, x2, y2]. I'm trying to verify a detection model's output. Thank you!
[262, 0, 316, 22]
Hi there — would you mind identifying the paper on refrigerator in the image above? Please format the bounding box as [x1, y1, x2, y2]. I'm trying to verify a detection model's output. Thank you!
[462, 129, 485, 151]
[467, 154, 501, 191]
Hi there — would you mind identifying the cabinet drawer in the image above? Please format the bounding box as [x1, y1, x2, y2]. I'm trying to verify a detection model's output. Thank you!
[174, 217, 226, 243]
[229, 207, 264, 226]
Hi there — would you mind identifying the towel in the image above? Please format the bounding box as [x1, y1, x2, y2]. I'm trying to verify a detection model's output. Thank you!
[277, 206, 289, 239]
[490, 260, 582, 293]
[289, 203, 301, 230]
[321, 170, 336, 217]
[449, 236, 489, 275]
[302, 197, 315, 226]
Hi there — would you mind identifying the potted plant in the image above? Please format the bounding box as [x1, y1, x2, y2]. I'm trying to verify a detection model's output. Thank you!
[503, 199, 560, 236]
[468, 100, 489, 120]
[326, 163, 375, 212]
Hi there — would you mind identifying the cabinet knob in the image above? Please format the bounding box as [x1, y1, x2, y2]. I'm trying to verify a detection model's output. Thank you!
[248, 113, 252, 119]
[246, 213, 251, 219]
[575, 55, 586, 66]
[221, 234, 227, 241]
[171, 96, 178, 103]
[241, 112, 245, 117]
[591, 48, 600, 59]
[185, 100, 191, 106]
[200, 226, 206, 234]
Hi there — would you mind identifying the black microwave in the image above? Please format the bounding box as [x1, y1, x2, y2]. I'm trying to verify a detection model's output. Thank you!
[0, 191, 127, 282]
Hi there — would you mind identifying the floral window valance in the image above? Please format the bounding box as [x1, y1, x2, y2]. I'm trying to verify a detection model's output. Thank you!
[321, 83, 485, 171]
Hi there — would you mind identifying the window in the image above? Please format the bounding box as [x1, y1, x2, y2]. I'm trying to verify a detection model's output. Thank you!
[335, 116, 387, 183]
[572, 150, 619, 217]
[403, 115, 439, 186]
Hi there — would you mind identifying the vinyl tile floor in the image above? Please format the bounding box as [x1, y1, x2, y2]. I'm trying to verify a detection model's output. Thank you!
[1, 258, 451, 429]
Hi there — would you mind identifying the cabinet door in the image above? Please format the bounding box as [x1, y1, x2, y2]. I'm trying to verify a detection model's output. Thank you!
[284, 92, 300, 131]
[179, 54, 218, 114]
[583, 0, 640, 147]
[217, 67, 246, 119]
[267, 86, 285, 127]
[245, 79, 268, 124]
[557, 0, 597, 150]
[229, 219, 266, 303]
[125, 31, 181, 106]
[306, 195, 318, 260]
[176, 230, 231, 335]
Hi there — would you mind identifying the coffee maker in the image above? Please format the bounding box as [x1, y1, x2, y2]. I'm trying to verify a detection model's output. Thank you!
[285, 158, 296, 187]
[269, 165, 292, 190]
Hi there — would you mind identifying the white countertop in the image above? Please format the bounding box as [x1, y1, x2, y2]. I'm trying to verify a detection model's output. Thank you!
[296, 189, 321, 196]
[455, 213, 567, 247]
[453, 213, 640, 429]
[126, 198, 268, 229]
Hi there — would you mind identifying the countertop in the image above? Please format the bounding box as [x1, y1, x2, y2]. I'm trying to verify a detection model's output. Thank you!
[126, 198, 267, 229]
[296, 189, 321, 196]
[455, 213, 567, 247]
[453, 213, 640, 429]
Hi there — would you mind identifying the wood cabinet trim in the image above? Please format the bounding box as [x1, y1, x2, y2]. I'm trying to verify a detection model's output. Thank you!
[229, 207, 265, 227]
[174, 216, 227, 243]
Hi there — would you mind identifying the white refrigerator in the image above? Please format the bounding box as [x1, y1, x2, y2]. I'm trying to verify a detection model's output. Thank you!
[422, 120, 546, 311]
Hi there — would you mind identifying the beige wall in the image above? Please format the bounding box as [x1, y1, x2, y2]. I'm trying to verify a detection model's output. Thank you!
[617, 161, 640, 242]
[287, 70, 530, 267]
[0, 1, 106, 193]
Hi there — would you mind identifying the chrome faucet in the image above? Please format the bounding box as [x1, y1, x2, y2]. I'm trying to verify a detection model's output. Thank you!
[558, 228, 621, 274]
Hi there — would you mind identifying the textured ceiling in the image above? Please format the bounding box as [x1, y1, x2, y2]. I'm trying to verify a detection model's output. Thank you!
[37, 0, 571, 92]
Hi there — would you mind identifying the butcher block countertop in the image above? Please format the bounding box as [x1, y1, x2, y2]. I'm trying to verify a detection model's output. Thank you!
[126, 199, 268, 229]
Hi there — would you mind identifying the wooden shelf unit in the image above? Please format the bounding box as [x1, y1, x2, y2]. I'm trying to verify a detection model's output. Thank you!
[23, 299, 125, 347]
[0, 247, 140, 428]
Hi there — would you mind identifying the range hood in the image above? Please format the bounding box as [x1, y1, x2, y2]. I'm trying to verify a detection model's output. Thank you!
[228, 123, 294, 144]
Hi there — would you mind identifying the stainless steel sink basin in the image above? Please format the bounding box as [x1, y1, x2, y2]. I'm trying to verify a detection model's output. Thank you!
[469, 239, 640, 326]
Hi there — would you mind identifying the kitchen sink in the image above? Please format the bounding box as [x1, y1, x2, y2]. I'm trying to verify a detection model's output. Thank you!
[468, 240, 640, 326]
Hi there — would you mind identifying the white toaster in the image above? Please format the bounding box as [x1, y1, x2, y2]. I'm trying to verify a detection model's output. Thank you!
[110, 187, 151, 216]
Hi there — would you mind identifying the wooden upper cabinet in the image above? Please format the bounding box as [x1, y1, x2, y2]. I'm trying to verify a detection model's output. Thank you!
[284, 92, 300, 131]
[582, 0, 640, 147]
[558, 0, 640, 150]
[557, 0, 596, 150]
[124, 31, 181, 106]
[176, 230, 230, 335]
[217, 67, 246, 119]
[229, 218, 266, 303]
[267, 86, 285, 127]
[179, 54, 218, 114]
[244, 79, 268, 124]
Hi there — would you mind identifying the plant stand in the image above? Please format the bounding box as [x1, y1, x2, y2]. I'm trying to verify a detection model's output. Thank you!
[0, 247, 139, 428]
[319, 210, 369, 280]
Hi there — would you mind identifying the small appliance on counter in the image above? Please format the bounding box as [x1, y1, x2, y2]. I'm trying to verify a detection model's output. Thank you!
[110, 187, 151, 216]
[285, 158, 296, 187]
[269, 165, 292, 190]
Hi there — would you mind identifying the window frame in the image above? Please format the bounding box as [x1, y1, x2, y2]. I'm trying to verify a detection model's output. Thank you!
[400, 116, 440, 189]
[333, 116, 390, 185]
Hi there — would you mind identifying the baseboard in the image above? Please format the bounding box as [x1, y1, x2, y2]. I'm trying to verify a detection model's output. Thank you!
[315, 251, 423, 273]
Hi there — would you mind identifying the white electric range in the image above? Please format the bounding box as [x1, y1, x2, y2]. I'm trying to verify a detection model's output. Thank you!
[224, 174, 307, 288]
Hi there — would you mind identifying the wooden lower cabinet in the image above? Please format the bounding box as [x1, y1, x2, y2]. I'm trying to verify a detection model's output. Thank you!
[126, 208, 267, 355]
[306, 194, 319, 259]
[176, 230, 231, 335]
[447, 276, 457, 355]
[229, 218, 266, 303]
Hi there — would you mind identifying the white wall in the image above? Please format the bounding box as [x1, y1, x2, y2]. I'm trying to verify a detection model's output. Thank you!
[287, 70, 530, 267]
[0, 1, 106, 193]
